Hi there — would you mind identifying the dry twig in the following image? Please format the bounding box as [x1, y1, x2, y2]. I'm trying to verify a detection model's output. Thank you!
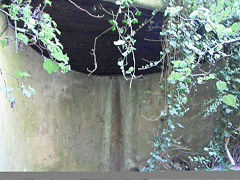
[68, 0, 104, 18]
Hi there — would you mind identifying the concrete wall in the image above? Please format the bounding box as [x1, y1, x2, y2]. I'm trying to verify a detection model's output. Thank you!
[0, 14, 221, 171]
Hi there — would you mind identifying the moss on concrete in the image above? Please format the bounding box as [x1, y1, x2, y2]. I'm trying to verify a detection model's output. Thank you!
[0, 12, 231, 172]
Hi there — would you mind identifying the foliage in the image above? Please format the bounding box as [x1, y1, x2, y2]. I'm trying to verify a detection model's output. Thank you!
[0, 0, 70, 74]
[142, 124, 185, 171]
[0, 0, 69, 107]
[0, 68, 35, 108]
[137, 0, 240, 171]
[90, 0, 146, 87]
[0, 0, 239, 171]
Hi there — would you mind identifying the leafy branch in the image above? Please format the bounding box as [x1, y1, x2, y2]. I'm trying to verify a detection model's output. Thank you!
[142, 0, 240, 171]
[0, 0, 70, 74]
[0, 0, 69, 107]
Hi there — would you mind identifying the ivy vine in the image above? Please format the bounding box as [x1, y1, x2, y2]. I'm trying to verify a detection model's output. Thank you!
[140, 0, 240, 171]
[0, 0, 239, 171]
[0, 0, 70, 107]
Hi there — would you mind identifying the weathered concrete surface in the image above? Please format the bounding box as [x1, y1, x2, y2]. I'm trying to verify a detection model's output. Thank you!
[0, 13, 230, 171]
[0, 13, 158, 171]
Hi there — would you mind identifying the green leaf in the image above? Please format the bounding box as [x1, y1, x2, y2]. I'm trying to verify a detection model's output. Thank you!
[160, 110, 167, 117]
[168, 71, 185, 82]
[214, 54, 220, 59]
[132, 19, 139, 24]
[165, 6, 183, 17]
[172, 60, 187, 68]
[2, 4, 9, 9]
[216, 80, 227, 91]
[165, 48, 170, 53]
[58, 63, 70, 73]
[117, 60, 124, 66]
[208, 73, 215, 79]
[169, 40, 177, 48]
[189, 10, 198, 18]
[45, 0, 52, 6]
[23, 7, 32, 18]
[43, 58, 59, 74]
[92, 5, 96, 11]
[214, 24, 226, 38]
[135, 11, 142, 16]
[21, 85, 32, 98]
[108, 20, 117, 26]
[14, 70, 31, 79]
[41, 13, 50, 19]
[111, 26, 116, 31]
[223, 130, 229, 137]
[230, 23, 240, 33]
[115, 1, 122, 5]
[197, 77, 203, 84]
[208, 49, 214, 55]
[113, 39, 125, 46]
[122, 50, 129, 57]
[205, 23, 213, 32]
[126, 66, 134, 74]
[28, 85, 36, 95]
[0, 39, 8, 48]
[186, 42, 202, 54]
[167, 119, 175, 131]
[17, 33, 29, 44]
[222, 94, 237, 108]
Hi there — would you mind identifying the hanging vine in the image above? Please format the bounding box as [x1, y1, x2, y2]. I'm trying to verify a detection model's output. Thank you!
[0, 0, 70, 106]
[0, 0, 240, 171]
[141, 0, 240, 171]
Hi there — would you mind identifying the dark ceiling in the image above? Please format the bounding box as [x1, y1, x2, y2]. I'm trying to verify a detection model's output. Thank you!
[31, 0, 164, 75]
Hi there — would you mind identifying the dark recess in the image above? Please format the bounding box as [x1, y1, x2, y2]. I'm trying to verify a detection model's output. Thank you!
[30, 0, 165, 75]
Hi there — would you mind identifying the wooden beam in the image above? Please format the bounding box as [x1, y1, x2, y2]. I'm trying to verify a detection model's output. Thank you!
[102, 0, 165, 10]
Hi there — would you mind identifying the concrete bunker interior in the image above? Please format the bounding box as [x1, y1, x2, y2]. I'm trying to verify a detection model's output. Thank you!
[0, 0, 239, 172]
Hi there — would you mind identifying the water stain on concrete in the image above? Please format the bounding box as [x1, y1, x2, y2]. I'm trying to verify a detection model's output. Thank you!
[110, 78, 124, 171]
